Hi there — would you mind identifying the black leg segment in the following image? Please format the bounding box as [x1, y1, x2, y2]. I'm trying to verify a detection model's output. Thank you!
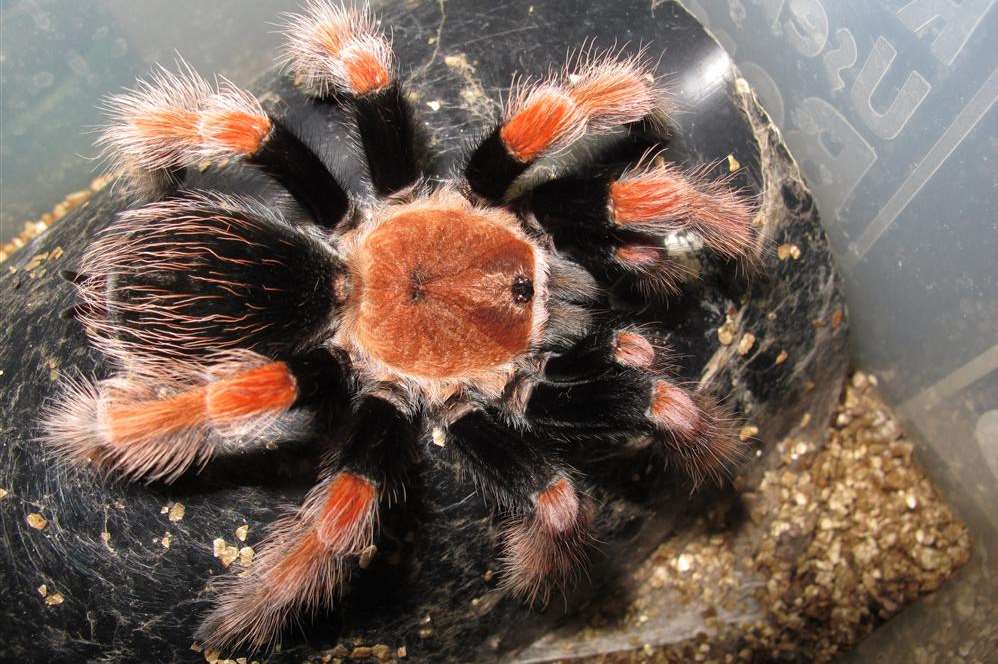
[352, 83, 422, 196]
[251, 118, 351, 229]
[464, 125, 531, 203]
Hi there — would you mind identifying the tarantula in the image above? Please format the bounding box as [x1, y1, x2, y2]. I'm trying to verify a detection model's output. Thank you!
[43, 0, 757, 652]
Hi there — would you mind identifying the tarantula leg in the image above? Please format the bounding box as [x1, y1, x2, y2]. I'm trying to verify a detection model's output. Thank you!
[246, 116, 351, 228]
[72, 194, 347, 366]
[465, 49, 660, 203]
[99, 68, 350, 227]
[444, 410, 592, 604]
[529, 161, 757, 295]
[281, 1, 420, 195]
[41, 348, 349, 483]
[198, 395, 415, 651]
[541, 323, 663, 383]
[351, 84, 420, 195]
[526, 328, 744, 485]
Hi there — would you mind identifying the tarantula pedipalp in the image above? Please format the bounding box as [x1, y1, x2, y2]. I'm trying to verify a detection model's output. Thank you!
[43, 0, 757, 651]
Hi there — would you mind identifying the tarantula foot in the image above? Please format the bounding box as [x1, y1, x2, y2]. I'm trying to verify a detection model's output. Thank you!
[499, 476, 593, 605]
[648, 381, 744, 486]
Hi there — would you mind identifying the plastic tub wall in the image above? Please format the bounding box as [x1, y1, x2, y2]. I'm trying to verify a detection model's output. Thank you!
[679, 1, 997, 660]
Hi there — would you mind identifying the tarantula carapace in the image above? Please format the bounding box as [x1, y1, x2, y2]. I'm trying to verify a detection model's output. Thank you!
[44, 0, 757, 651]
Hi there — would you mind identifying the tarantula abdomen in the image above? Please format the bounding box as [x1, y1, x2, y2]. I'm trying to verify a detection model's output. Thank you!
[72, 195, 347, 367]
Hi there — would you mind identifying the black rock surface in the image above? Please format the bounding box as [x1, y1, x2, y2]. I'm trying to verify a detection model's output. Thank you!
[0, 2, 849, 662]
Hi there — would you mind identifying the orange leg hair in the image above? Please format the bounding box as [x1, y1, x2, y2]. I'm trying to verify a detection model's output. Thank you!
[528, 157, 757, 297]
[499, 476, 593, 605]
[43, 355, 300, 483]
[197, 395, 414, 650]
[609, 162, 757, 260]
[198, 470, 379, 650]
[281, 1, 395, 97]
[500, 50, 659, 162]
[99, 67, 272, 174]
[648, 380, 744, 486]
[465, 47, 661, 202]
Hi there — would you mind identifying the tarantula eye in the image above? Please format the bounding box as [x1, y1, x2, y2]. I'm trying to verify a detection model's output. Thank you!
[512, 275, 534, 304]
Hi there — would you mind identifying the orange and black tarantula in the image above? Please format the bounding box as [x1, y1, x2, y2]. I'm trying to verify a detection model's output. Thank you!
[43, 0, 757, 652]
